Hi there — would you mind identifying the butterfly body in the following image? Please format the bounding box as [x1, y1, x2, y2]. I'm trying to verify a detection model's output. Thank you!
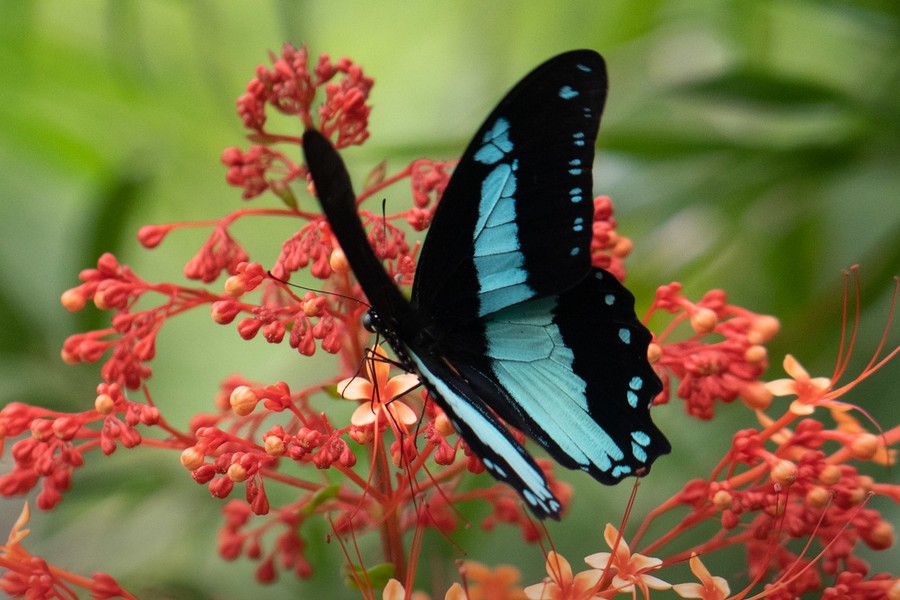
[303, 50, 669, 519]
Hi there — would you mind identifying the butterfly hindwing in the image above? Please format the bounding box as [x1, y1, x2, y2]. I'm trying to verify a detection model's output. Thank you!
[408, 353, 562, 518]
[461, 267, 669, 482]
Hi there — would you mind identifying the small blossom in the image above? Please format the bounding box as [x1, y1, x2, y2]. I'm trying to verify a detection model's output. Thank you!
[524, 551, 603, 600]
[672, 554, 730, 599]
[766, 354, 833, 415]
[338, 346, 419, 430]
[584, 524, 670, 595]
[461, 560, 527, 600]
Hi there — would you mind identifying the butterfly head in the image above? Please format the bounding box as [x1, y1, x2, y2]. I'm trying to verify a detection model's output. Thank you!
[362, 310, 379, 334]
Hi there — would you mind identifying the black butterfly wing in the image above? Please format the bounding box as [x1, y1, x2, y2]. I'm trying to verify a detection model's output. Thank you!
[303, 130, 417, 331]
[303, 129, 562, 518]
[408, 52, 669, 490]
[406, 352, 563, 518]
[450, 269, 669, 484]
[411, 50, 606, 322]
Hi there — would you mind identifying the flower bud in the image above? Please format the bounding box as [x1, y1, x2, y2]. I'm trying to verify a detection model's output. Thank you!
[95, 393, 115, 414]
[211, 301, 241, 324]
[224, 275, 246, 297]
[805, 486, 830, 508]
[434, 412, 455, 437]
[137, 224, 171, 249]
[740, 381, 772, 410]
[264, 436, 285, 456]
[744, 345, 768, 365]
[748, 315, 780, 344]
[60, 288, 87, 312]
[771, 459, 797, 487]
[868, 520, 895, 550]
[227, 463, 248, 482]
[230, 386, 258, 416]
[818, 464, 841, 485]
[646, 342, 662, 365]
[208, 477, 234, 499]
[711, 490, 733, 509]
[850, 433, 878, 459]
[690, 308, 718, 334]
[180, 446, 205, 471]
[329, 248, 350, 274]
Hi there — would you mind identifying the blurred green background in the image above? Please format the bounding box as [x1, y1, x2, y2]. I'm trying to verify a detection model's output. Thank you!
[1, 1, 897, 598]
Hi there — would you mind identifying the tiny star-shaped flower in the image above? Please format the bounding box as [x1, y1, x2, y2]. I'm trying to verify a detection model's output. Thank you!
[765, 354, 833, 415]
[672, 554, 729, 599]
[382, 577, 463, 600]
[524, 551, 603, 600]
[583, 524, 670, 595]
[338, 345, 419, 429]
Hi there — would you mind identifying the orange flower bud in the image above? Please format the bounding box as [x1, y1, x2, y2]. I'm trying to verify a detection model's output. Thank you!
[744, 344, 768, 365]
[818, 464, 841, 485]
[805, 486, 830, 508]
[330, 248, 350, 274]
[868, 520, 895, 550]
[771, 459, 797, 487]
[611, 235, 632, 258]
[748, 315, 780, 344]
[740, 381, 772, 410]
[850, 433, 879, 459]
[60, 288, 87, 312]
[93, 290, 109, 310]
[690, 308, 717, 334]
[224, 275, 246, 297]
[712, 490, 733, 509]
[264, 436, 285, 456]
[230, 386, 258, 416]
[95, 393, 115, 414]
[227, 463, 248, 482]
[647, 342, 662, 365]
[434, 412, 455, 437]
[180, 446, 205, 471]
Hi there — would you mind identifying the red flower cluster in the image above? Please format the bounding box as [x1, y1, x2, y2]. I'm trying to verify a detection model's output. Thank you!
[649, 283, 779, 419]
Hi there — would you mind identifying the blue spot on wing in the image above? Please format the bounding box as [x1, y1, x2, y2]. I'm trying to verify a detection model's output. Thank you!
[626, 390, 638, 408]
[559, 85, 578, 100]
[618, 328, 631, 344]
[631, 442, 647, 462]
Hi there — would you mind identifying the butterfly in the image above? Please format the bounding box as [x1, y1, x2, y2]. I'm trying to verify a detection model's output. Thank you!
[302, 50, 669, 519]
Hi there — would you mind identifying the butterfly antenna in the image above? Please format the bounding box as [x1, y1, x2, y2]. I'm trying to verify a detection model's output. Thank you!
[266, 270, 372, 309]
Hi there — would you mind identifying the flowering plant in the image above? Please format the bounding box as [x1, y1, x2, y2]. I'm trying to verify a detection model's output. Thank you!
[1, 45, 897, 599]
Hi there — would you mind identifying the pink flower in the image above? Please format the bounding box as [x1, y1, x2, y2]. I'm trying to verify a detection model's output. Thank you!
[338, 346, 419, 430]
[765, 354, 833, 415]
[524, 551, 603, 600]
[583, 524, 670, 595]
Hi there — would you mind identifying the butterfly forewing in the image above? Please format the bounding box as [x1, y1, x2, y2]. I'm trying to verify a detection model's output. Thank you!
[411, 50, 607, 323]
